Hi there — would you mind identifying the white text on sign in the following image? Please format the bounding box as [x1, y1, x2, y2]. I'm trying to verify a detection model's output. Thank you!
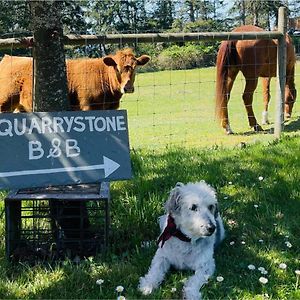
[29, 138, 80, 160]
[0, 115, 126, 137]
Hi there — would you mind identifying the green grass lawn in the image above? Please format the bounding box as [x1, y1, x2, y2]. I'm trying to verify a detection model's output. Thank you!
[0, 63, 300, 299]
[121, 62, 300, 148]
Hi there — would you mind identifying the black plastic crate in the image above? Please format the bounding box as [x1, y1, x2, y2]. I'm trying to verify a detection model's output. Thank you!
[5, 182, 110, 262]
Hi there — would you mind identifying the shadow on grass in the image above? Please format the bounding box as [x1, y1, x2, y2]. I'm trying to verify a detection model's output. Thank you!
[227, 115, 300, 136]
[235, 126, 274, 136]
[110, 136, 300, 298]
[283, 116, 300, 132]
[1, 136, 300, 299]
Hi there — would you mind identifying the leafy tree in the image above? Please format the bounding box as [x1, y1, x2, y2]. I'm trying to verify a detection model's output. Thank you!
[288, 0, 300, 19]
[61, 0, 88, 34]
[0, 1, 31, 56]
[182, 0, 224, 22]
[184, 0, 201, 22]
[0, 0, 87, 37]
[84, 0, 151, 34]
[0, 0, 89, 57]
[152, 0, 175, 30]
[0, 0, 30, 35]
[230, 0, 287, 29]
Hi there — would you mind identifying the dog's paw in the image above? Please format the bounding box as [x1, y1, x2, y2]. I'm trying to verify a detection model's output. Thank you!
[138, 278, 154, 295]
[139, 285, 153, 295]
[182, 287, 201, 300]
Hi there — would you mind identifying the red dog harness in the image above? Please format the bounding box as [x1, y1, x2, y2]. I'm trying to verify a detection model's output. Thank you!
[157, 215, 191, 247]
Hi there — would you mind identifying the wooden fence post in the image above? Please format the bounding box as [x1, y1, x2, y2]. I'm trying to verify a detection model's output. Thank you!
[275, 6, 287, 138]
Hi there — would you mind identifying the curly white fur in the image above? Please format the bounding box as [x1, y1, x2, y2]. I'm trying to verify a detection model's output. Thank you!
[138, 181, 225, 300]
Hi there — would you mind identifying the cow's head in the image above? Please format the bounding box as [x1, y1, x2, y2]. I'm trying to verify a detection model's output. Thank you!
[103, 48, 150, 94]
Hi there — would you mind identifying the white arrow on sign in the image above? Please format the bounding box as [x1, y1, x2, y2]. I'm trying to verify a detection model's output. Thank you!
[0, 156, 120, 179]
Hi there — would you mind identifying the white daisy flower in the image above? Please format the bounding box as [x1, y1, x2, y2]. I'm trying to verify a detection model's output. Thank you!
[116, 285, 124, 293]
[285, 241, 292, 248]
[261, 270, 268, 275]
[295, 270, 300, 275]
[254, 204, 259, 208]
[258, 239, 264, 243]
[279, 263, 287, 270]
[258, 176, 264, 181]
[229, 241, 235, 245]
[141, 241, 152, 248]
[259, 277, 268, 284]
[171, 287, 177, 293]
[96, 279, 104, 285]
[216, 276, 224, 282]
[258, 267, 266, 272]
[248, 264, 256, 270]
[117, 296, 126, 300]
[228, 181, 233, 185]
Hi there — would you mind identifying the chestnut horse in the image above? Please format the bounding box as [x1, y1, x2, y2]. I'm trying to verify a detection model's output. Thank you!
[215, 25, 297, 134]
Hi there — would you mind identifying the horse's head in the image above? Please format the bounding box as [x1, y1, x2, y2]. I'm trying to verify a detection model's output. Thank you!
[285, 85, 297, 118]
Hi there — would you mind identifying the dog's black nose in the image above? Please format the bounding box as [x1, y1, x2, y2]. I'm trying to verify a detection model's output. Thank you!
[207, 224, 216, 235]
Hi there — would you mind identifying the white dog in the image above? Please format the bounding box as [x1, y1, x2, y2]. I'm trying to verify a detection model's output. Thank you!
[138, 181, 225, 300]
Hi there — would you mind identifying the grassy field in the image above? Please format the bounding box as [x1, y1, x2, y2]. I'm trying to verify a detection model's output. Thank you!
[0, 64, 300, 299]
[122, 62, 300, 148]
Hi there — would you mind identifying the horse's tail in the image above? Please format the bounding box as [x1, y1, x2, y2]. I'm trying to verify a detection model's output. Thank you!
[215, 40, 237, 121]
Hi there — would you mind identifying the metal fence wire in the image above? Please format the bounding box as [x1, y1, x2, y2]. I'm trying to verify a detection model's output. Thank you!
[0, 8, 299, 150]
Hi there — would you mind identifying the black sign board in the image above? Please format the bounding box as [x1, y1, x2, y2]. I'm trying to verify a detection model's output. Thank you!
[0, 110, 131, 189]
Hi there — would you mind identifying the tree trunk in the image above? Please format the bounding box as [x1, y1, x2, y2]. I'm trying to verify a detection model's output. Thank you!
[187, 0, 195, 22]
[29, 1, 89, 252]
[29, 0, 69, 112]
[241, 0, 246, 25]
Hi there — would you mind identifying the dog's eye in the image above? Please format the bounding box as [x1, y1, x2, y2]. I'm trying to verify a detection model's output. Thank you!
[190, 204, 198, 211]
[208, 205, 215, 212]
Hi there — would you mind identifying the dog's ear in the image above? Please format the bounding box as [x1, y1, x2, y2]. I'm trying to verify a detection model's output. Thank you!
[164, 185, 182, 214]
[214, 203, 219, 219]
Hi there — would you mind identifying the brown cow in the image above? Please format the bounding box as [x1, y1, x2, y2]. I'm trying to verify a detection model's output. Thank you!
[0, 55, 32, 112]
[0, 48, 150, 112]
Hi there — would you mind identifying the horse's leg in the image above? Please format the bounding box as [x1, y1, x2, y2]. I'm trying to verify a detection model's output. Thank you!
[261, 77, 271, 125]
[285, 65, 296, 118]
[243, 77, 262, 131]
[221, 68, 239, 134]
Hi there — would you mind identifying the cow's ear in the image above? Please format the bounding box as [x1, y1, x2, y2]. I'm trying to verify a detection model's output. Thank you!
[103, 56, 117, 67]
[137, 55, 150, 66]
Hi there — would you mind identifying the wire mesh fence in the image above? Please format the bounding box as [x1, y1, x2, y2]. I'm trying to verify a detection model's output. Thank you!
[0, 10, 299, 150]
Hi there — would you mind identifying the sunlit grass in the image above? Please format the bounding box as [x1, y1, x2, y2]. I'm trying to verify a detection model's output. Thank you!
[122, 62, 300, 149]
[1, 135, 300, 299]
[0, 63, 300, 299]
